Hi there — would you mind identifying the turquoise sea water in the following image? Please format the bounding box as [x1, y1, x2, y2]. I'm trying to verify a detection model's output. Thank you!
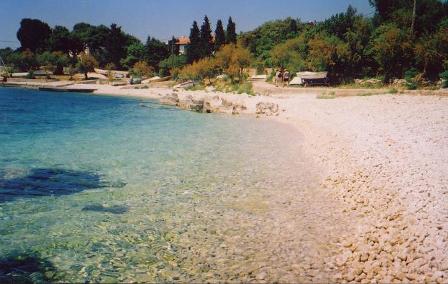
[0, 87, 322, 282]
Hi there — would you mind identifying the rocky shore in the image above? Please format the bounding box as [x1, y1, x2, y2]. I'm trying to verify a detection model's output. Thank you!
[2, 81, 448, 282]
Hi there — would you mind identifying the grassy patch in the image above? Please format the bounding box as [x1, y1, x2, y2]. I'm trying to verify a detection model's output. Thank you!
[214, 79, 255, 95]
[186, 83, 205, 91]
[356, 92, 375, 96]
[388, 88, 398, 94]
[317, 91, 336, 99]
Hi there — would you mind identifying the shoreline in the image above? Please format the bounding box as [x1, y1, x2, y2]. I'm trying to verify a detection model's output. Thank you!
[2, 82, 448, 281]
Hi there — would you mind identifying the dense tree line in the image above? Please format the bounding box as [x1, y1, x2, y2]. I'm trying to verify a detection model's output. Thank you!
[0, 16, 239, 78]
[1, 18, 171, 75]
[2, 2, 447, 86]
[186, 16, 237, 63]
[240, 0, 448, 84]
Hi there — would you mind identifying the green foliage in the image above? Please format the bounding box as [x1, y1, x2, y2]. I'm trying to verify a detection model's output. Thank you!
[439, 70, 448, 88]
[200, 16, 214, 58]
[369, 23, 413, 83]
[76, 52, 98, 79]
[226, 17, 237, 44]
[103, 24, 130, 69]
[215, 20, 226, 51]
[121, 42, 146, 70]
[49, 26, 72, 54]
[214, 78, 254, 95]
[7, 50, 38, 72]
[415, 26, 448, 80]
[179, 44, 252, 83]
[316, 92, 336, 99]
[404, 68, 419, 90]
[187, 21, 201, 63]
[145, 37, 169, 70]
[159, 55, 188, 77]
[369, 0, 447, 36]
[17, 19, 52, 52]
[37, 51, 69, 75]
[130, 61, 154, 78]
[214, 44, 253, 82]
[270, 36, 306, 73]
[239, 17, 302, 64]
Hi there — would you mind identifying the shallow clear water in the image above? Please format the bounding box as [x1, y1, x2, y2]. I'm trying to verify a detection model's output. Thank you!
[0, 87, 331, 282]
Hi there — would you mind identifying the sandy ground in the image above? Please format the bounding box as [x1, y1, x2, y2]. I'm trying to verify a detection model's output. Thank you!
[275, 92, 448, 282]
[3, 81, 448, 282]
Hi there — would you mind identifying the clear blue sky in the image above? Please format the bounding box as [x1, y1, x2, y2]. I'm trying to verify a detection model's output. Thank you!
[0, 0, 374, 49]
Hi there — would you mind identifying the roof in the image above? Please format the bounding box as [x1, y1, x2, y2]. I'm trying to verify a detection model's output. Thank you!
[176, 36, 190, 45]
[296, 71, 328, 80]
[175, 34, 216, 45]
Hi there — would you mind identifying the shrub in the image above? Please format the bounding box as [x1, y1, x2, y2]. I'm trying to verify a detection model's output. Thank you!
[440, 70, 448, 88]
[76, 53, 98, 80]
[404, 68, 419, 90]
[158, 55, 187, 77]
[131, 61, 154, 78]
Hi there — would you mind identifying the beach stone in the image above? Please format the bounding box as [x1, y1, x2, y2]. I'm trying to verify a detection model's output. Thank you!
[256, 102, 279, 116]
[203, 95, 224, 113]
[160, 93, 179, 106]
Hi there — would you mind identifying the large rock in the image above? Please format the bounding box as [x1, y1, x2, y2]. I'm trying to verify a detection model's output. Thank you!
[256, 102, 279, 116]
[203, 95, 224, 113]
[160, 93, 179, 106]
[177, 94, 204, 112]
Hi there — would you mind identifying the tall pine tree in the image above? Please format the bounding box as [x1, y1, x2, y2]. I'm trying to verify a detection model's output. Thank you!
[214, 19, 226, 51]
[200, 16, 213, 58]
[187, 21, 201, 63]
[226, 17, 237, 44]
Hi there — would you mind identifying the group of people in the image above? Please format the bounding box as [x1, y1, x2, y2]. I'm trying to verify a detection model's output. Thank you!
[274, 69, 290, 87]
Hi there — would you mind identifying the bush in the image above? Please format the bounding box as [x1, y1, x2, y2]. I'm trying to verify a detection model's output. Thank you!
[440, 70, 448, 88]
[159, 55, 187, 77]
[404, 68, 419, 90]
[214, 78, 254, 95]
[130, 61, 154, 78]
[76, 53, 98, 80]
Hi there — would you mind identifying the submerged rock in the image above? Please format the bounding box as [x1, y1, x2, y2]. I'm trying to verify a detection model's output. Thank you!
[82, 204, 128, 214]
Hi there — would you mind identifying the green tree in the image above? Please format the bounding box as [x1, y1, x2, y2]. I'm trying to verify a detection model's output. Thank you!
[121, 42, 146, 70]
[415, 26, 448, 80]
[215, 44, 253, 82]
[104, 24, 128, 69]
[307, 33, 350, 82]
[131, 61, 154, 77]
[187, 21, 201, 63]
[76, 52, 98, 79]
[369, 0, 448, 36]
[239, 18, 302, 63]
[214, 20, 226, 51]
[200, 16, 213, 58]
[37, 51, 69, 75]
[168, 36, 180, 55]
[270, 36, 307, 73]
[369, 24, 414, 82]
[226, 17, 237, 44]
[17, 19, 52, 52]
[159, 54, 188, 76]
[145, 36, 169, 70]
[7, 50, 38, 72]
[48, 26, 72, 54]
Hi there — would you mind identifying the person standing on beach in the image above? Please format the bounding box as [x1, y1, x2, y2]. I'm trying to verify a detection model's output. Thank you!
[283, 70, 290, 87]
[275, 69, 283, 87]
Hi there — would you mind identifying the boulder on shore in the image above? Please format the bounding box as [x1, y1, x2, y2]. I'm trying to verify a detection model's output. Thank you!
[256, 102, 279, 116]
